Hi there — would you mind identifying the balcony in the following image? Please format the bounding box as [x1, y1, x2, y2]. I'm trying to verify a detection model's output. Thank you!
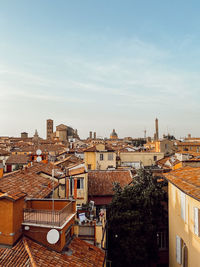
[23, 199, 76, 228]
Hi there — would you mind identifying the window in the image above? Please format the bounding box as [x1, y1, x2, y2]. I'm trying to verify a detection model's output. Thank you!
[88, 164, 91, 170]
[180, 191, 186, 221]
[77, 178, 84, 189]
[194, 207, 200, 236]
[176, 235, 182, 264]
[108, 153, 113, 161]
[154, 156, 157, 161]
[100, 154, 104, 161]
[157, 232, 168, 250]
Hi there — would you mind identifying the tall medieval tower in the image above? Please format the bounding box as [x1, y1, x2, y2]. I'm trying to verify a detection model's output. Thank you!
[46, 119, 53, 139]
[155, 118, 159, 140]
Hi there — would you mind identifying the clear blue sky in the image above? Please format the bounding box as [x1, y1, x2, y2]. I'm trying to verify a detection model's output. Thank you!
[1, 0, 200, 139]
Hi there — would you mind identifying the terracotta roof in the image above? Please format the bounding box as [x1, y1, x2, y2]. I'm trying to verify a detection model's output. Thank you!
[6, 154, 30, 164]
[0, 239, 30, 266]
[55, 155, 83, 168]
[164, 166, 200, 201]
[0, 149, 10, 156]
[177, 142, 200, 146]
[0, 237, 105, 267]
[14, 144, 66, 154]
[84, 145, 114, 153]
[0, 163, 59, 200]
[88, 170, 132, 196]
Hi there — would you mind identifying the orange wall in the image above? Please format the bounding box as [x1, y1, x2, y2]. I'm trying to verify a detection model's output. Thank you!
[0, 197, 24, 245]
[0, 168, 3, 178]
[0, 199, 13, 245]
[26, 199, 71, 211]
[24, 217, 75, 252]
[13, 198, 24, 243]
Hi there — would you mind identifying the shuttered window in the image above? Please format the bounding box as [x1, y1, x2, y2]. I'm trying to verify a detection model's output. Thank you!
[176, 235, 182, 264]
[180, 191, 186, 221]
[194, 207, 200, 236]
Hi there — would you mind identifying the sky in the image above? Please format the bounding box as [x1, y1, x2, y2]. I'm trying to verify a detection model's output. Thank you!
[1, 0, 200, 139]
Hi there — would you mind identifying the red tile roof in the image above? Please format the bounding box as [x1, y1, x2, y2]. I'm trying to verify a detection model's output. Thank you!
[0, 149, 10, 156]
[0, 163, 59, 200]
[88, 170, 132, 196]
[6, 154, 30, 164]
[0, 237, 105, 267]
[0, 239, 30, 266]
[164, 166, 200, 201]
[84, 145, 114, 152]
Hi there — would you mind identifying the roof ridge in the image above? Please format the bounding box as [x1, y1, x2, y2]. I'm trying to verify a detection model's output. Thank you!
[23, 238, 38, 267]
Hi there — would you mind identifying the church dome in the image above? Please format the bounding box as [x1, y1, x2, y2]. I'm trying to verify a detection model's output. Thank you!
[110, 129, 118, 139]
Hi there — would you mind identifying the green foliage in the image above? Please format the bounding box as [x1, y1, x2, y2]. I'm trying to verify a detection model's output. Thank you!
[107, 169, 167, 267]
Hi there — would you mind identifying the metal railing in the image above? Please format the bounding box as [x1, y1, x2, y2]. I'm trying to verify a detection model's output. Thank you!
[23, 202, 73, 227]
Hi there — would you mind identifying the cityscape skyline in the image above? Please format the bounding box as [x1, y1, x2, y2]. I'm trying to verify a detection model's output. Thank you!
[1, 1, 200, 138]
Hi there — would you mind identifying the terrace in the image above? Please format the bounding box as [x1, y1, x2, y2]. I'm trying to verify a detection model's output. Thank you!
[23, 199, 76, 228]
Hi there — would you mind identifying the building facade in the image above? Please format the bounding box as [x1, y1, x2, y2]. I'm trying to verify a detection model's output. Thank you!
[165, 167, 200, 266]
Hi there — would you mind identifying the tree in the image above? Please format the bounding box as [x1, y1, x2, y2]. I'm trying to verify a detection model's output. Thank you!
[107, 168, 167, 267]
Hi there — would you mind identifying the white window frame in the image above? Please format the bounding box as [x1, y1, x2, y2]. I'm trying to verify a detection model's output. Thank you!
[77, 178, 84, 189]
[108, 153, 113, 161]
[180, 191, 186, 221]
[100, 153, 104, 161]
[194, 207, 200, 236]
[176, 235, 182, 264]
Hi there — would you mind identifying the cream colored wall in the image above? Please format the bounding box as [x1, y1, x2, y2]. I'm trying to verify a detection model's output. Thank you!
[169, 183, 200, 267]
[120, 152, 164, 166]
[157, 140, 175, 155]
[96, 144, 105, 150]
[58, 173, 88, 205]
[96, 152, 116, 170]
[76, 173, 88, 205]
[56, 130, 67, 141]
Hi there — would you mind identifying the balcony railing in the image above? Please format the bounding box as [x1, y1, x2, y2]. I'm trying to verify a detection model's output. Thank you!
[23, 202, 74, 227]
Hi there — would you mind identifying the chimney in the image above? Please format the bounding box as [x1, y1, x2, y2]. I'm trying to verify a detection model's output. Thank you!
[94, 132, 96, 139]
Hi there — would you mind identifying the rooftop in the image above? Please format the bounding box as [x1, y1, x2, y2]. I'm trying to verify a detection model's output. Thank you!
[0, 236, 105, 267]
[164, 166, 200, 201]
[6, 154, 30, 164]
[0, 163, 59, 200]
[88, 169, 132, 196]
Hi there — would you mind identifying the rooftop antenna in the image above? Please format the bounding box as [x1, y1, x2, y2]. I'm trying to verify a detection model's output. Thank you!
[144, 129, 146, 139]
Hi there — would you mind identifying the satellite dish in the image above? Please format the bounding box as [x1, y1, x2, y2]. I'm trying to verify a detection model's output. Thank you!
[47, 229, 60, 244]
[36, 149, 42, 156]
[36, 156, 42, 162]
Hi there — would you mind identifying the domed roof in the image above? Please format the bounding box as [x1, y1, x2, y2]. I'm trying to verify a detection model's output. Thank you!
[110, 129, 118, 139]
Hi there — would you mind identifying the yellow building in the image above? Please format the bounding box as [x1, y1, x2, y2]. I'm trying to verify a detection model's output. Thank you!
[155, 139, 177, 155]
[118, 151, 164, 167]
[84, 144, 116, 170]
[164, 167, 200, 267]
[176, 141, 200, 153]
